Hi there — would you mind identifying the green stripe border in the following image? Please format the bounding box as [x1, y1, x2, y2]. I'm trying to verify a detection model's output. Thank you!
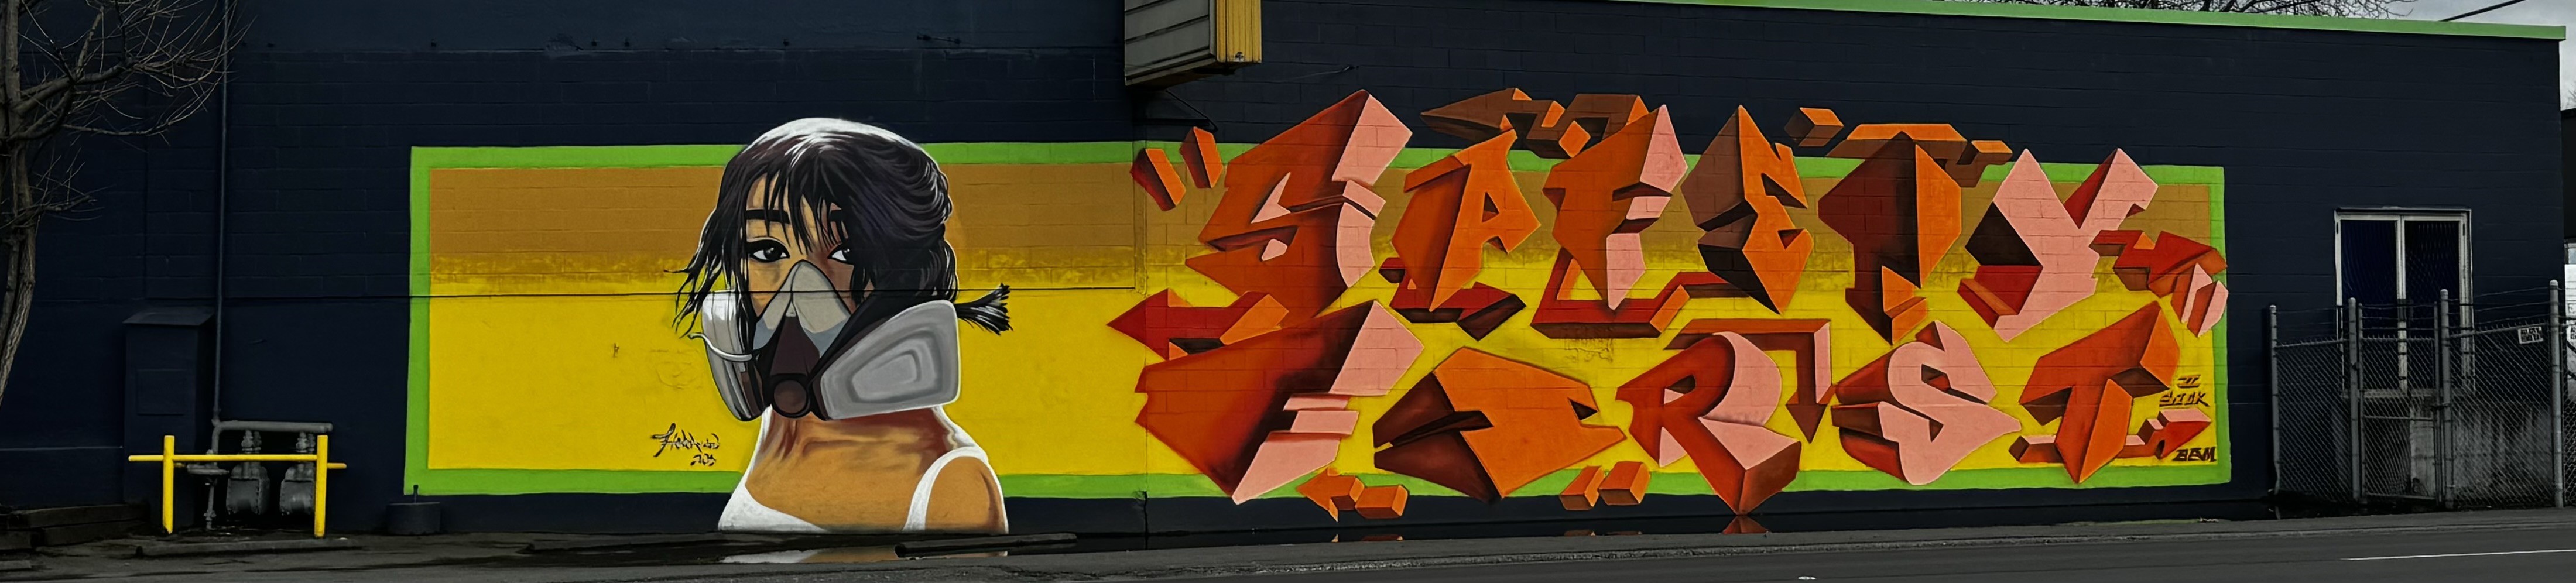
[2211, 170, 2231, 489]
[1605, 0, 2562, 40]
[996, 463, 2224, 499]
[405, 142, 1142, 170]
[407, 152, 431, 496]
[406, 142, 2230, 496]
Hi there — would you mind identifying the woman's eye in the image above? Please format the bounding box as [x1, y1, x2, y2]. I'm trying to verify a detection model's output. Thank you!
[745, 241, 789, 263]
[827, 245, 854, 264]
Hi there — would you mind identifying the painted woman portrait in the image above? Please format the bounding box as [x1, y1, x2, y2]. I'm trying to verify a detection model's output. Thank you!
[678, 118, 1010, 534]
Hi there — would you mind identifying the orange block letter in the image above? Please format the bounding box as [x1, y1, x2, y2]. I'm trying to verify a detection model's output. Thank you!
[1386, 133, 1540, 338]
[1375, 349, 1625, 502]
[1960, 150, 2156, 341]
[1531, 107, 1725, 339]
[1135, 303, 1424, 502]
[1678, 106, 1811, 313]
[1818, 132, 1961, 341]
[1617, 332, 1801, 514]
[1830, 323, 2019, 485]
[1189, 91, 1411, 323]
[2019, 304, 2181, 483]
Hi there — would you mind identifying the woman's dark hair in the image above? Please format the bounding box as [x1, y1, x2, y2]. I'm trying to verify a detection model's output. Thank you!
[678, 118, 1009, 343]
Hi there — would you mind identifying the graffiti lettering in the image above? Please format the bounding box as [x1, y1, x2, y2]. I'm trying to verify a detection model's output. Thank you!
[1959, 152, 2156, 341]
[1108, 291, 1287, 359]
[1383, 133, 1539, 339]
[2159, 392, 2210, 407]
[1617, 332, 1801, 514]
[1818, 131, 1963, 341]
[649, 423, 720, 467]
[1184, 91, 1410, 323]
[1104, 87, 2230, 520]
[2097, 232, 2231, 336]
[1831, 323, 2019, 485]
[2135, 409, 2215, 459]
[1375, 349, 1622, 502]
[1131, 303, 1424, 503]
[1676, 107, 1811, 313]
[1546, 105, 1683, 308]
[1667, 318, 1832, 440]
[2017, 305, 2183, 482]
[1528, 105, 1735, 339]
[1421, 90, 1651, 159]
[1121, 91, 1429, 504]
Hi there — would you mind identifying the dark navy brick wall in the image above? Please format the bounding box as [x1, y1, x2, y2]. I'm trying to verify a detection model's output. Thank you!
[2563, 108, 2573, 241]
[239, 0, 1115, 52]
[1155, 0, 2564, 510]
[1, 0, 2560, 531]
[0, 130, 166, 507]
[208, 47, 1124, 301]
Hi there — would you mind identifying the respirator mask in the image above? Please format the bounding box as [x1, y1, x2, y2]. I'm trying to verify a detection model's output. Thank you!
[700, 261, 961, 421]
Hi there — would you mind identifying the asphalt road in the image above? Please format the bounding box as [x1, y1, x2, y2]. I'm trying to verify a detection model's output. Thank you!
[1149, 524, 2576, 583]
[35, 510, 2576, 583]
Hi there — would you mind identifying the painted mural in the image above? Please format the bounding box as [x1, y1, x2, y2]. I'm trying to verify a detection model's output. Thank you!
[677, 119, 1010, 533]
[405, 88, 2228, 535]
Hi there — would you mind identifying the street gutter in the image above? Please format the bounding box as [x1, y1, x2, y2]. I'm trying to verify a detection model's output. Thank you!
[581, 509, 2576, 583]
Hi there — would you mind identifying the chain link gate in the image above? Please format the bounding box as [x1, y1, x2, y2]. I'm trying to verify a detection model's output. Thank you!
[2271, 284, 2571, 509]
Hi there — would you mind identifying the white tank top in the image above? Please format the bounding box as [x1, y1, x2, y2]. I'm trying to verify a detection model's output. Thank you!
[715, 414, 1003, 533]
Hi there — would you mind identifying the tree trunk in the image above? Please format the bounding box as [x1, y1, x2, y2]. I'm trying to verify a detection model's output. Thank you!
[0, 0, 237, 408]
[0, 153, 32, 409]
[0, 225, 32, 409]
[0, 0, 21, 410]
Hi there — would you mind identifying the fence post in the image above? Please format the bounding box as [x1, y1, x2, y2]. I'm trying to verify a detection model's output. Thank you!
[2553, 280, 2566, 509]
[2434, 289, 2453, 507]
[2346, 299, 2363, 502]
[2269, 305, 2282, 498]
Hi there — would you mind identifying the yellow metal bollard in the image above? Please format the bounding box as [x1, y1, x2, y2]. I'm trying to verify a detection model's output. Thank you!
[158, 435, 174, 534]
[315, 435, 329, 538]
[127, 434, 350, 537]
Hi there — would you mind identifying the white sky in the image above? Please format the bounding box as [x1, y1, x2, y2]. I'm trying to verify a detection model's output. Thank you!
[2394, 0, 2574, 108]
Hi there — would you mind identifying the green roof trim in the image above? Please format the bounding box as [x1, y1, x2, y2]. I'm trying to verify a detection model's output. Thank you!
[1605, 0, 2565, 40]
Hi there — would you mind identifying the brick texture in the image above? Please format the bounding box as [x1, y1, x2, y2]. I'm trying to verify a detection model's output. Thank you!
[1, 0, 2560, 532]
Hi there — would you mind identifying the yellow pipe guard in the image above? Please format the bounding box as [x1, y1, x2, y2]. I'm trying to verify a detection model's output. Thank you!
[126, 434, 349, 537]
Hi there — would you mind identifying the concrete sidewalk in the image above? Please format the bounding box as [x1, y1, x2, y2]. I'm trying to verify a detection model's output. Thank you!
[6, 508, 2574, 582]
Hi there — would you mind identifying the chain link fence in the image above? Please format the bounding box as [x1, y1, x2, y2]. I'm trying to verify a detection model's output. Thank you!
[2273, 305, 2356, 501]
[2272, 285, 2571, 509]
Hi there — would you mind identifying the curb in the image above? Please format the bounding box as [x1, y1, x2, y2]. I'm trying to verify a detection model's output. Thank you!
[1103, 520, 2576, 580]
[589, 516, 2576, 583]
[524, 534, 732, 553]
[133, 538, 362, 558]
[895, 533, 1077, 556]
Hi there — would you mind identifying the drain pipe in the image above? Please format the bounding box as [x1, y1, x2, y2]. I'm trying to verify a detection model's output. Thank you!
[206, 4, 233, 453]
[191, 5, 237, 530]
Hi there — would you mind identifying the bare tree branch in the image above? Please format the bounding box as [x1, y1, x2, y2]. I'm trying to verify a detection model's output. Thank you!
[0, 0, 238, 407]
